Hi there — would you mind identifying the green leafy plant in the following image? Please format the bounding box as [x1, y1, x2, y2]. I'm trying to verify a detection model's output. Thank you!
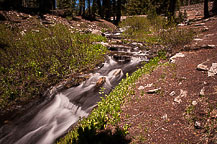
[0, 23, 108, 112]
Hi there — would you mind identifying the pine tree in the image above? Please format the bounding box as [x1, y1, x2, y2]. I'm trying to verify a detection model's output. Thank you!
[204, 0, 209, 18]
[212, 0, 217, 14]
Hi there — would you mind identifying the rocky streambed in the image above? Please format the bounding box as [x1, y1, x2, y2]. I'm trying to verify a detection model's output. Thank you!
[0, 29, 152, 144]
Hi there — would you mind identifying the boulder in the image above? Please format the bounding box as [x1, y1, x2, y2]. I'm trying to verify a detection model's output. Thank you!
[95, 77, 106, 87]
[170, 53, 185, 63]
[208, 63, 217, 77]
[174, 89, 187, 104]
[197, 63, 209, 71]
[92, 29, 102, 35]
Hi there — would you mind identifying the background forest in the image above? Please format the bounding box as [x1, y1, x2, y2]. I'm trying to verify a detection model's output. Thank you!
[1, 0, 216, 23]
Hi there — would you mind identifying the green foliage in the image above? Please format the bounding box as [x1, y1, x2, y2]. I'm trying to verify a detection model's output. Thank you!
[119, 16, 194, 49]
[57, 57, 161, 143]
[0, 23, 107, 112]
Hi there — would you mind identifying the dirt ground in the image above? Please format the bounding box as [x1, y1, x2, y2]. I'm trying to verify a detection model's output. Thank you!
[118, 3, 217, 144]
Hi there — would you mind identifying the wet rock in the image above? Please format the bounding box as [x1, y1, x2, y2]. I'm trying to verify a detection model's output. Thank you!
[92, 29, 102, 35]
[112, 69, 123, 77]
[199, 87, 205, 96]
[147, 88, 161, 94]
[208, 63, 217, 77]
[114, 33, 121, 36]
[95, 77, 106, 87]
[138, 86, 145, 90]
[170, 53, 185, 63]
[174, 89, 187, 104]
[197, 63, 209, 71]
[169, 91, 176, 96]
[194, 121, 202, 129]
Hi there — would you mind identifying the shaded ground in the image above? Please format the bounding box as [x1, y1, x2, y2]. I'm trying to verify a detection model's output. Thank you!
[117, 3, 217, 144]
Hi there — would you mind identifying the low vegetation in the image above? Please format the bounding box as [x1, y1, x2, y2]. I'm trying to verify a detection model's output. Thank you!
[57, 56, 162, 143]
[0, 23, 108, 113]
[119, 16, 194, 50]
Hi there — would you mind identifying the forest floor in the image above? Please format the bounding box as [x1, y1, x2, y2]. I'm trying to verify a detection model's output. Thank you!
[116, 3, 217, 144]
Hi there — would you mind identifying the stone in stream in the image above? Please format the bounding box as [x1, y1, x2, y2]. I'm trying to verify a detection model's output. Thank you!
[95, 77, 106, 87]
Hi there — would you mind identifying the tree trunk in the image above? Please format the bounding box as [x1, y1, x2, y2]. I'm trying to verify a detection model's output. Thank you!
[92, 0, 97, 18]
[116, 0, 121, 24]
[112, 0, 116, 23]
[204, 0, 209, 18]
[88, 0, 91, 16]
[212, 0, 217, 14]
[168, 0, 177, 20]
[105, 0, 111, 20]
[188, 0, 191, 5]
[79, 0, 82, 15]
[97, 0, 102, 17]
[82, 0, 85, 17]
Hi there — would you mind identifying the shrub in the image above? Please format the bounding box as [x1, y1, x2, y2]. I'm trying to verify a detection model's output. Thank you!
[119, 16, 194, 49]
[0, 23, 108, 112]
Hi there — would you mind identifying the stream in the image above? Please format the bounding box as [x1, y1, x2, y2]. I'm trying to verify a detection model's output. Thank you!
[0, 30, 150, 144]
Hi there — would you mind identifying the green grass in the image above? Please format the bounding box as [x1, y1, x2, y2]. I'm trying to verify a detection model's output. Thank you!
[0, 23, 108, 112]
[119, 16, 194, 49]
[57, 56, 161, 143]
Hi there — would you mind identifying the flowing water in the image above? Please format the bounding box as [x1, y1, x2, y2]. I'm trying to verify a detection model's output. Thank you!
[0, 31, 149, 144]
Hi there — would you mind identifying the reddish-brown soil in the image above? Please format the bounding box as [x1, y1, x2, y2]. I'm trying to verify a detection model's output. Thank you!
[118, 3, 217, 144]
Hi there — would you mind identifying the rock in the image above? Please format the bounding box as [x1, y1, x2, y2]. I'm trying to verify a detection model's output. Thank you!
[192, 101, 197, 106]
[194, 23, 205, 26]
[194, 38, 203, 41]
[170, 53, 185, 63]
[147, 88, 161, 94]
[174, 89, 187, 104]
[114, 33, 121, 36]
[161, 114, 168, 120]
[208, 63, 217, 77]
[95, 77, 106, 87]
[92, 29, 102, 35]
[145, 83, 153, 88]
[201, 44, 216, 49]
[138, 86, 145, 90]
[113, 69, 123, 77]
[197, 63, 209, 71]
[169, 91, 176, 96]
[194, 121, 202, 129]
[178, 23, 185, 26]
[199, 87, 205, 96]
[210, 109, 217, 118]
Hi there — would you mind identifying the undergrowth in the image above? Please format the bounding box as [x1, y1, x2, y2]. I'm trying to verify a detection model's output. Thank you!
[0, 23, 107, 112]
[57, 56, 161, 144]
[119, 16, 194, 50]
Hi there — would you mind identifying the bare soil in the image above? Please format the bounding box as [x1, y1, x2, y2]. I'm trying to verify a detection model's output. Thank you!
[118, 3, 217, 144]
